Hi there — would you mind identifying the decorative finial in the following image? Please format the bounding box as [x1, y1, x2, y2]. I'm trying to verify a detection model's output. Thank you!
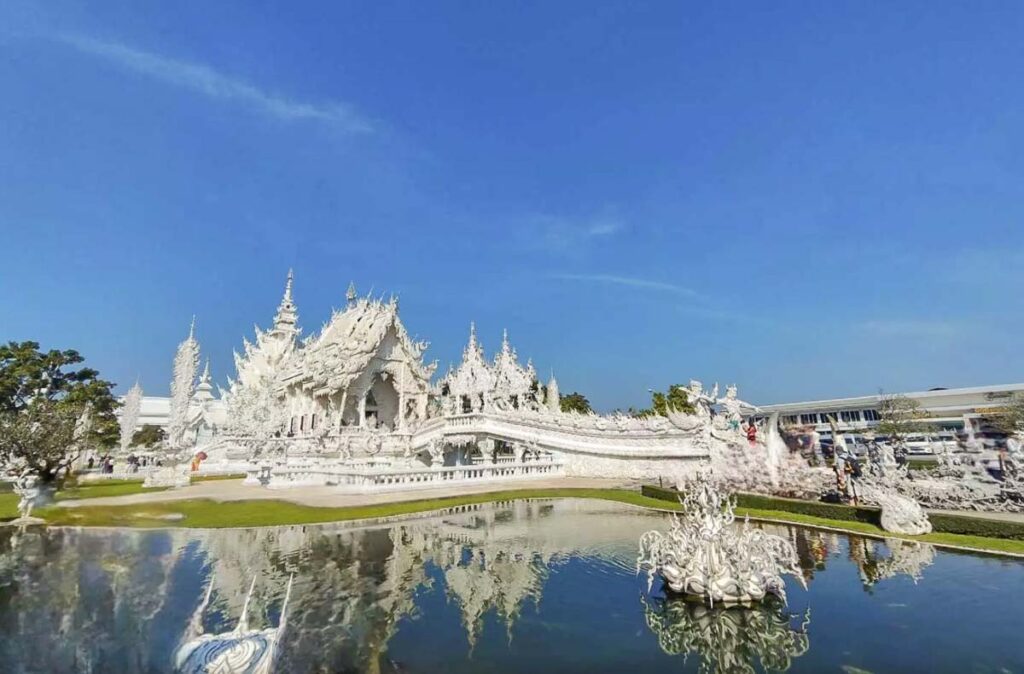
[284, 269, 294, 302]
[189, 315, 196, 340]
[201, 358, 211, 383]
[346, 281, 357, 305]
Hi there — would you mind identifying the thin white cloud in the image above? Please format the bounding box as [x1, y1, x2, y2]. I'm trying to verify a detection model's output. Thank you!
[859, 319, 962, 338]
[550, 273, 701, 298]
[55, 34, 371, 132]
[520, 213, 624, 252]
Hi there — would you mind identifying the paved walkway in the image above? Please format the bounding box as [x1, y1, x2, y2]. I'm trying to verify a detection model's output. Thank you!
[928, 508, 1024, 523]
[58, 477, 635, 510]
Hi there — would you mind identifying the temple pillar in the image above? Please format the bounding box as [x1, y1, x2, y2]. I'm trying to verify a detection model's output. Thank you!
[358, 393, 367, 428]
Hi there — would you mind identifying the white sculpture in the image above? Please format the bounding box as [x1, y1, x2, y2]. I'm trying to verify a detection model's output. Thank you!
[143, 463, 192, 489]
[637, 474, 805, 606]
[9, 471, 45, 525]
[169, 317, 201, 449]
[175, 574, 293, 674]
[119, 380, 143, 454]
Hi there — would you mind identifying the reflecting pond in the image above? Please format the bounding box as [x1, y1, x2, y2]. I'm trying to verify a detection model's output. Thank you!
[1, 499, 1023, 673]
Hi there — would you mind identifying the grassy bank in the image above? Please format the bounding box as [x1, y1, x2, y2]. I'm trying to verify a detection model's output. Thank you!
[735, 506, 1024, 555]
[7, 484, 1023, 556]
[37, 488, 674, 528]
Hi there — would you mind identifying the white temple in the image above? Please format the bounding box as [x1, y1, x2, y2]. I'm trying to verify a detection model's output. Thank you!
[128, 272, 760, 491]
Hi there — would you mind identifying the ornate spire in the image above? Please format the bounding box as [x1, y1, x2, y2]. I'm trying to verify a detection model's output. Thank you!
[271, 270, 299, 339]
[284, 268, 294, 302]
[546, 371, 560, 412]
[346, 281, 358, 306]
[194, 358, 215, 402]
[466, 322, 481, 356]
[189, 314, 196, 340]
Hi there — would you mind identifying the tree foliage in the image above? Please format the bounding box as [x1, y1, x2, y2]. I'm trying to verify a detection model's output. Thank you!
[876, 393, 928, 447]
[0, 341, 120, 448]
[0, 398, 86, 485]
[559, 392, 592, 414]
[993, 393, 1024, 436]
[636, 384, 695, 418]
[131, 424, 166, 448]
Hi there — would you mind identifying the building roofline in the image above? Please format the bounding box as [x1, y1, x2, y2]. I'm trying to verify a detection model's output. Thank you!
[757, 382, 1024, 412]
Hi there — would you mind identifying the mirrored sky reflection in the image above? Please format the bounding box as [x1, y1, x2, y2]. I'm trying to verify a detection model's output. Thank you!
[1, 500, 1023, 673]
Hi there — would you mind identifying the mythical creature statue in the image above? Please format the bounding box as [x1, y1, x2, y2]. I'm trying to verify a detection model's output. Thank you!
[637, 474, 805, 606]
[855, 461, 932, 535]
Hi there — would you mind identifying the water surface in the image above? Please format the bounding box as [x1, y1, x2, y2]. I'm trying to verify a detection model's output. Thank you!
[1, 499, 1022, 673]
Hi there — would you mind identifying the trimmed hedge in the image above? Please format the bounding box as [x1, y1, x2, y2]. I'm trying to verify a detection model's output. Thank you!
[640, 484, 1024, 541]
[927, 513, 1024, 541]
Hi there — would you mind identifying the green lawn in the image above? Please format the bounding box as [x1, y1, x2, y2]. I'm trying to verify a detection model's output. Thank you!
[37, 488, 676, 528]
[55, 481, 168, 501]
[6, 483, 1022, 557]
[735, 506, 1024, 556]
[0, 493, 17, 520]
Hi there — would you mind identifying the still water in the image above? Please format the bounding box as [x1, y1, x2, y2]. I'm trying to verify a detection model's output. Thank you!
[1, 499, 1023, 673]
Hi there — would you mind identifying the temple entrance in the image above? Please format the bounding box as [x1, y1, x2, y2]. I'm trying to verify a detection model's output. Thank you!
[365, 373, 400, 430]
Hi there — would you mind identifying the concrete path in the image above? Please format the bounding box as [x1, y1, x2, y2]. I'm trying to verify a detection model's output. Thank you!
[57, 477, 636, 510]
[928, 508, 1024, 523]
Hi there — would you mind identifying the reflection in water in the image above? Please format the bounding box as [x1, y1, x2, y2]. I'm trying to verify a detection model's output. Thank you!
[0, 499, 1014, 674]
[175, 574, 292, 674]
[642, 595, 810, 674]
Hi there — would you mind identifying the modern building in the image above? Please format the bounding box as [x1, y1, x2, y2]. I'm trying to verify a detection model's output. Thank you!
[753, 383, 1024, 439]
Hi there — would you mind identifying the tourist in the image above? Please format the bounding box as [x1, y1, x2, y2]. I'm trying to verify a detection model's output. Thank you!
[745, 421, 757, 445]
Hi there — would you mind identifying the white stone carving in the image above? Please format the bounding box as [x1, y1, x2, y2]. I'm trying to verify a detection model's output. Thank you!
[637, 473, 805, 606]
[9, 471, 45, 525]
[119, 380, 143, 454]
[168, 318, 201, 449]
[143, 464, 191, 489]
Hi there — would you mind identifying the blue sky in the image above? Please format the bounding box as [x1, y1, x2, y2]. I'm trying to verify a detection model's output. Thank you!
[2, 2, 1023, 410]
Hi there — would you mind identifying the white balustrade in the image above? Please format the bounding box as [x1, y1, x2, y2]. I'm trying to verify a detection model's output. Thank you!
[260, 456, 564, 493]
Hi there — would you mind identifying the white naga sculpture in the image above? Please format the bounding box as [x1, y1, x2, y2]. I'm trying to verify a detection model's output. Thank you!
[175, 574, 293, 674]
[827, 419, 932, 535]
[857, 466, 933, 536]
[637, 474, 805, 606]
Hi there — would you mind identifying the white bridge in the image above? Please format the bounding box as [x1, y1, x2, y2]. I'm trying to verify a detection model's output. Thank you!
[226, 410, 710, 492]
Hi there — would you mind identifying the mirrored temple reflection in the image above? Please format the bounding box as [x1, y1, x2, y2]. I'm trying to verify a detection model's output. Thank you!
[0, 501, 945, 674]
[642, 596, 811, 674]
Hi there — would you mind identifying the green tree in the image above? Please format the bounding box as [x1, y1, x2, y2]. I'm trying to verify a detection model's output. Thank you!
[0, 341, 120, 448]
[0, 398, 86, 486]
[560, 392, 592, 414]
[131, 424, 166, 448]
[993, 393, 1024, 436]
[876, 392, 928, 448]
[648, 384, 695, 417]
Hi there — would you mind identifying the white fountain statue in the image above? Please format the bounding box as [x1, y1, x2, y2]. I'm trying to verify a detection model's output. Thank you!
[637, 473, 805, 606]
[175, 573, 293, 674]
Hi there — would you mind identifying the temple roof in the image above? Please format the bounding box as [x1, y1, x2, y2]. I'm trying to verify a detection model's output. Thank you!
[444, 325, 535, 399]
[283, 292, 435, 396]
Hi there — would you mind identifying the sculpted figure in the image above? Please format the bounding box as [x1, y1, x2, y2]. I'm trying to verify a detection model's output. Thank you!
[717, 384, 758, 432]
[13, 471, 41, 522]
[688, 380, 716, 419]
